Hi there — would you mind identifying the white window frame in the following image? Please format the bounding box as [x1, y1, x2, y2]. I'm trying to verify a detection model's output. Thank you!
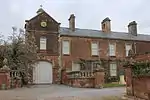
[72, 62, 80, 71]
[109, 43, 116, 56]
[91, 42, 99, 56]
[40, 37, 47, 50]
[62, 40, 70, 55]
[125, 44, 132, 57]
[110, 62, 117, 76]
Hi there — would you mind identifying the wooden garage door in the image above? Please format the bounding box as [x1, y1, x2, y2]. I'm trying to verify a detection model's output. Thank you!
[33, 61, 53, 84]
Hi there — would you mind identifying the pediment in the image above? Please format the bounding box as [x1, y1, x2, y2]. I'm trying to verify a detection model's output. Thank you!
[25, 10, 60, 32]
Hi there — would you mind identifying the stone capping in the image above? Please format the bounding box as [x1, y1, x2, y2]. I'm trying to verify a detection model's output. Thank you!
[52, 66, 59, 69]
[68, 77, 94, 79]
[93, 68, 104, 72]
[133, 75, 150, 78]
[66, 70, 80, 74]
[0, 68, 10, 72]
[101, 17, 111, 24]
[128, 21, 137, 27]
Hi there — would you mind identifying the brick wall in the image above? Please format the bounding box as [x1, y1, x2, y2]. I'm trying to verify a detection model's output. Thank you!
[68, 78, 95, 88]
[0, 70, 10, 89]
[133, 76, 150, 99]
[60, 36, 129, 69]
[94, 70, 105, 88]
[60, 36, 150, 70]
[125, 54, 150, 99]
[136, 41, 150, 54]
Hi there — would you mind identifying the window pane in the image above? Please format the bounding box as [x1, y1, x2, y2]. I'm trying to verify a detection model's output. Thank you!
[40, 37, 46, 50]
[72, 63, 80, 71]
[91, 42, 98, 55]
[109, 44, 115, 56]
[110, 71, 117, 76]
[63, 40, 70, 54]
[126, 44, 132, 56]
[110, 63, 117, 76]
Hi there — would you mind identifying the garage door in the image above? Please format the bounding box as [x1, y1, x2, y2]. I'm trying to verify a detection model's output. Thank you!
[33, 61, 53, 84]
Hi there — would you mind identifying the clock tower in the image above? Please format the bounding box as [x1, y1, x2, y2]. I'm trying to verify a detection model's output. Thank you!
[24, 8, 61, 84]
[25, 7, 61, 55]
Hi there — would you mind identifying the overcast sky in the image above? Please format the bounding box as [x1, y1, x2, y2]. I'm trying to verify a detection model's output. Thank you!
[0, 0, 150, 38]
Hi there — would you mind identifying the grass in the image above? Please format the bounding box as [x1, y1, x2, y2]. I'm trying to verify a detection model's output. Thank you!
[102, 96, 125, 100]
[69, 96, 125, 100]
[103, 83, 125, 88]
[48, 96, 127, 100]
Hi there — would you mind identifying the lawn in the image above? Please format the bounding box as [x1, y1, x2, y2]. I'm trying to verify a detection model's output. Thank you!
[68, 96, 126, 100]
[102, 96, 122, 100]
[103, 83, 125, 88]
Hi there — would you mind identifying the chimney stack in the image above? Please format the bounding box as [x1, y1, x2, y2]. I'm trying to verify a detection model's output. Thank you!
[68, 14, 75, 31]
[101, 17, 111, 33]
[128, 21, 137, 36]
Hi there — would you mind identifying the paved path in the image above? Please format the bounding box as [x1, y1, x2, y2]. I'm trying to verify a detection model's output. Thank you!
[0, 85, 125, 100]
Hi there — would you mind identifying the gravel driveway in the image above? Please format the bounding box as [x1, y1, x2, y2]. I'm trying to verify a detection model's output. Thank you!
[0, 85, 125, 100]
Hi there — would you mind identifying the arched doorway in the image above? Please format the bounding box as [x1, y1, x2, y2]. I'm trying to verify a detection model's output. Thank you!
[33, 61, 53, 84]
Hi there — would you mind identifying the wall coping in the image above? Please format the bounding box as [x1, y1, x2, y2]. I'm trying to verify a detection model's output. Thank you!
[133, 75, 150, 78]
[0, 70, 10, 73]
[68, 77, 94, 79]
[93, 69, 104, 72]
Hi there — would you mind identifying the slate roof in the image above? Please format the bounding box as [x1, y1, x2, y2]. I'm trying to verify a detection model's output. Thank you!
[59, 27, 150, 42]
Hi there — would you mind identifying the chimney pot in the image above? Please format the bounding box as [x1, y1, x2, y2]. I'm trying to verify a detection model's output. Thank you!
[101, 17, 111, 24]
[101, 17, 111, 33]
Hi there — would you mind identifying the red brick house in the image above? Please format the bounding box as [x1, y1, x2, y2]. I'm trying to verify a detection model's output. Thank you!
[24, 8, 150, 86]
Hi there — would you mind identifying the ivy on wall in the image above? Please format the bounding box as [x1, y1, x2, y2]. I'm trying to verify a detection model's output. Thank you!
[132, 61, 150, 76]
[76, 58, 127, 83]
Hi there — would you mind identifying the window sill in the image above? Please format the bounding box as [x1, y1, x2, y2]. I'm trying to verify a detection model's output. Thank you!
[39, 50, 47, 53]
[91, 55, 99, 57]
[63, 54, 70, 56]
[109, 55, 116, 57]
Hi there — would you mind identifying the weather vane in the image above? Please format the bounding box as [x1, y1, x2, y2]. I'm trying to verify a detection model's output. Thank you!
[40, 5, 43, 8]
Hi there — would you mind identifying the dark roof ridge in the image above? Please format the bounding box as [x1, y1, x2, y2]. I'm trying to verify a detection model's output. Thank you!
[60, 27, 128, 33]
[60, 27, 150, 36]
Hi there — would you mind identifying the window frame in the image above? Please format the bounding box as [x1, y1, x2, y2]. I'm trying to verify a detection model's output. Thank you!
[91, 42, 99, 56]
[109, 62, 117, 77]
[72, 62, 80, 71]
[125, 44, 132, 57]
[109, 43, 116, 56]
[62, 40, 70, 55]
[40, 36, 47, 50]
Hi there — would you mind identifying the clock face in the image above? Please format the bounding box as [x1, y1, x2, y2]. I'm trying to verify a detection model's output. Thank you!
[40, 21, 47, 27]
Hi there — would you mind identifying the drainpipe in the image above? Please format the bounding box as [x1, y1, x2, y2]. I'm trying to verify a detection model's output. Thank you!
[134, 42, 136, 54]
[131, 66, 134, 96]
[130, 57, 134, 96]
[58, 35, 63, 84]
